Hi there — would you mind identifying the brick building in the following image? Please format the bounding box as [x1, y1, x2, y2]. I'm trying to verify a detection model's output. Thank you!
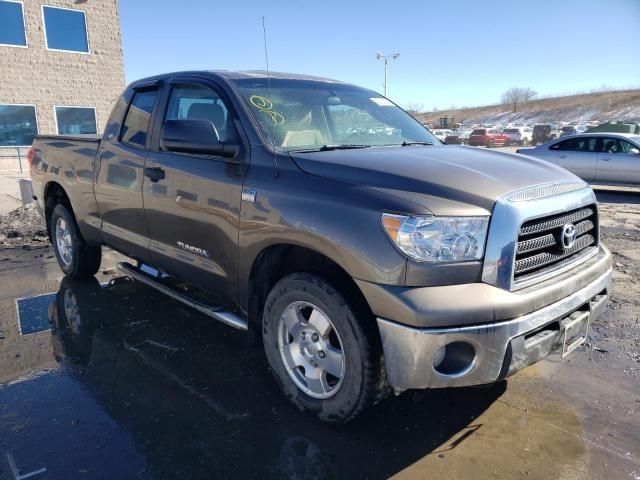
[0, 0, 125, 168]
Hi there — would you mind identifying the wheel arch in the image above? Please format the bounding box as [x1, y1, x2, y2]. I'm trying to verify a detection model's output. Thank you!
[43, 181, 74, 240]
[246, 243, 375, 337]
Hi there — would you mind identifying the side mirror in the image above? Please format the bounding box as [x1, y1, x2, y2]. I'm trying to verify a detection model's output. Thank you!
[160, 119, 239, 160]
[629, 147, 640, 155]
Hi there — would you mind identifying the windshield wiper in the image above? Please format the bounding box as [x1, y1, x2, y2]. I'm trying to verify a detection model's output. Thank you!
[400, 141, 434, 146]
[289, 144, 371, 153]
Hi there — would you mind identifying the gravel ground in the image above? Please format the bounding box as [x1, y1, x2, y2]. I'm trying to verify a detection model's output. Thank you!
[0, 204, 48, 248]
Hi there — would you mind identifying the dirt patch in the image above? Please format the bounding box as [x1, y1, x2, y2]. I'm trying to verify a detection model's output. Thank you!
[0, 204, 48, 248]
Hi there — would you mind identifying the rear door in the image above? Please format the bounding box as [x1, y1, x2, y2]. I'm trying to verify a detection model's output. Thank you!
[94, 84, 161, 262]
[596, 137, 640, 185]
[549, 136, 597, 181]
[142, 77, 246, 308]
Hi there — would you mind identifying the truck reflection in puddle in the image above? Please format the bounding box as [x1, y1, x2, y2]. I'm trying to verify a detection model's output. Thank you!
[3, 276, 504, 479]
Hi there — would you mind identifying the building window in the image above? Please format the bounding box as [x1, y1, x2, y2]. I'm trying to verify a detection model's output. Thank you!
[42, 5, 89, 53]
[0, 105, 38, 147]
[55, 107, 97, 135]
[0, 1, 27, 47]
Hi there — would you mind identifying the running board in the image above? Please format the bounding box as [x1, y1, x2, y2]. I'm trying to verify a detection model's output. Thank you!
[116, 262, 248, 331]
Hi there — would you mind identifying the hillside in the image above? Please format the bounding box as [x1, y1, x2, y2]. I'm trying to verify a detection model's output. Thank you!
[416, 89, 640, 126]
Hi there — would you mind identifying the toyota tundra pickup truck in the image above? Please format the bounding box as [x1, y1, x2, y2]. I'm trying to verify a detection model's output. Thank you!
[29, 70, 612, 423]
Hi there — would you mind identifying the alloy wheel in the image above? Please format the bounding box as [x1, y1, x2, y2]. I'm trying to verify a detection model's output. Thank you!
[277, 301, 346, 399]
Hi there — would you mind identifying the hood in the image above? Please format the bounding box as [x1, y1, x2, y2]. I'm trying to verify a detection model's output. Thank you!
[289, 145, 580, 214]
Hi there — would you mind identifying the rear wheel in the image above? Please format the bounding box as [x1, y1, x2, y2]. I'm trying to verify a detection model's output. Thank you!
[488, 139, 495, 148]
[262, 273, 386, 423]
[50, 204, 101, 278]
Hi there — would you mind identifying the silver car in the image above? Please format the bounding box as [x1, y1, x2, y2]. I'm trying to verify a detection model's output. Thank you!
[517, 133, 640, 186]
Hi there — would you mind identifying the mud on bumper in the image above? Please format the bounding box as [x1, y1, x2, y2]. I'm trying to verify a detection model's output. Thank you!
[376, 266, 612, 392]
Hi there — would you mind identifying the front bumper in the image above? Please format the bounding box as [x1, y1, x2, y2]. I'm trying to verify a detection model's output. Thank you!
[375, 257, 612, 392]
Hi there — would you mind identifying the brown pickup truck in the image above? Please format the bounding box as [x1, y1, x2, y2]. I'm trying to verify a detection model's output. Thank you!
[28, 70, 612, 423]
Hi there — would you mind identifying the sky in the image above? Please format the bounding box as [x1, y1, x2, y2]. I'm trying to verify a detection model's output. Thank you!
[119, 0, 640, 111]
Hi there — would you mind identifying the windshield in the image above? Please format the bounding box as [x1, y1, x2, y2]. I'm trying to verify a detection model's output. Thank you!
[232, 78, 438, 151]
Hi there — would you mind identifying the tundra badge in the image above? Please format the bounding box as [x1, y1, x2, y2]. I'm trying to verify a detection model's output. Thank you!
[177, 241, 209, 258]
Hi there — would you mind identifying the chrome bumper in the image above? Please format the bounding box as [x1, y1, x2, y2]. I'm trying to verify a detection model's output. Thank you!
[377, 267, 611, 392]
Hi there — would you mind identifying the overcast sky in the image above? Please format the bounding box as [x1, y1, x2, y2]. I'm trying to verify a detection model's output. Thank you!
[119, 0, 640, 110]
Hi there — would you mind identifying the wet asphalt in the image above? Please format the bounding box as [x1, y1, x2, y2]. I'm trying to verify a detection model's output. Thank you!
[0, 191, 639, 479]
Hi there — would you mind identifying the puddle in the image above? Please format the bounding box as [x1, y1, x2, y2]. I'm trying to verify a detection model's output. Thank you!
[0, 275, 636, 479]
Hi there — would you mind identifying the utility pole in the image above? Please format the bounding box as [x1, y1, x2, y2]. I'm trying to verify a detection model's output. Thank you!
[376, 51, 400, 97]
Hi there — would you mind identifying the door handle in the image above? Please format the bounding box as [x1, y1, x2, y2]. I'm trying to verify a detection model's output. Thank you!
[559, 154, 567, 158]
[602, 158, 611, 162]
[144, 167, 165, 182]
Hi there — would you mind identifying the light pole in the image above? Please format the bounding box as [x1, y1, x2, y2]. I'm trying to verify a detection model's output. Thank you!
[376, 51, 400, 97]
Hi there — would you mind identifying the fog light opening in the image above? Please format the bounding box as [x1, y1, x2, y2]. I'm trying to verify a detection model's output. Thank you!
[432, 341, 476, 377]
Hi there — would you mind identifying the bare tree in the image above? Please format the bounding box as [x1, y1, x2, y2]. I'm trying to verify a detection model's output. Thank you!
[501, 87, 537, 113]
[405, 103, 425, 116]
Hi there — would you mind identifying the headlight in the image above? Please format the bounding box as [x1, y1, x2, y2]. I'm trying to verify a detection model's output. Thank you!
[381, 214, 489, 262]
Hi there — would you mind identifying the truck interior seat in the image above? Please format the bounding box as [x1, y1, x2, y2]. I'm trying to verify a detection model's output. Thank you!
[281, 129, 326, 148]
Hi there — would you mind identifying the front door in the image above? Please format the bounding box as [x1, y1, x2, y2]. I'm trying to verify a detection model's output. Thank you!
[596, 137, 640, 185]
[549, 136, 598, 182]
[94, 86, 160, 262]
[142, 79, 245, 308]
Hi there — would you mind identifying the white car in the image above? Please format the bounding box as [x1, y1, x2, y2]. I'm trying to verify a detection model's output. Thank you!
[432, 129, 454, 141]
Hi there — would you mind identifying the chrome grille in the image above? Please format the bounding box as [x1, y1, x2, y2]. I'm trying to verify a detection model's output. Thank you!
[514, 205, 598, 279]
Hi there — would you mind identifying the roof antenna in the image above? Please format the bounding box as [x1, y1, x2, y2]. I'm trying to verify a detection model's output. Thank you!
[262, 16, 279, 179]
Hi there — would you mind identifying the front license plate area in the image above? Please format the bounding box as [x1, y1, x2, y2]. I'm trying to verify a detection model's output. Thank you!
[561, 311, 590, 358]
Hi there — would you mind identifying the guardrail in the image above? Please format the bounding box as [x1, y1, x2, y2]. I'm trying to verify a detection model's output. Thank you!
[0, 146, 28, 173]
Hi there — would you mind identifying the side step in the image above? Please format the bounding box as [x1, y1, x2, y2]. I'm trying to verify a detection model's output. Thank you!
[116, 262, 248, 331]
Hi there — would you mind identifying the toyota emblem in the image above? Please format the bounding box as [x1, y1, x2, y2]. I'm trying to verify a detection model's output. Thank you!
[561, 223, 577, 249]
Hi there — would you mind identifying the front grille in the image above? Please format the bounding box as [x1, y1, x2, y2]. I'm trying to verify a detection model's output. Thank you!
[514, 205, 598, 280]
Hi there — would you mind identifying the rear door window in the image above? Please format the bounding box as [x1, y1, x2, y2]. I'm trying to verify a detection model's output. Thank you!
[121, 89, 159, 149]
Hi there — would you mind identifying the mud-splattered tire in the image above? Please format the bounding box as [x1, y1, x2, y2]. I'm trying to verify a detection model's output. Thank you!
[50, 203, 101, 278]
[262, 273, 386, 423]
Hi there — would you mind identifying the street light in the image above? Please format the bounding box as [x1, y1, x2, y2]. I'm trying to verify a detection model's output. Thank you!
[376, 51, 400, 97]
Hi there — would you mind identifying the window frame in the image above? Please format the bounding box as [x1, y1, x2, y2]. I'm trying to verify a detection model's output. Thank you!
[149, 78, 242, 158]
[0, 0, 28, 48]
[41, 4, 90, 54]
[53, 105, 98, 135]
[0, 103, 39, 147]
[120, 87, 161, 150]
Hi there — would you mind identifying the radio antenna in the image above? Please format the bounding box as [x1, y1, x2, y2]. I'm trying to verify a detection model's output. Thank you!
[262, 16, 279, 178]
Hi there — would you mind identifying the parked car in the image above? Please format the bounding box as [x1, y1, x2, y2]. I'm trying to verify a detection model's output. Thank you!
[502, 127, 533, 146]
[468, 128, 510, 147]
[517, 133, 640, 186]
[531, 124, 561, 145]
[444, 129, 472, 145]
[28, 70, 612, 423]
[560, 126, 579, 137]
[432, 129, 454, 141]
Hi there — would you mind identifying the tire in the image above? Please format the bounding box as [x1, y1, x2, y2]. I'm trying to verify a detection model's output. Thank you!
[262, 273, 386, 423]
[50, 203, 101, 278]
[488, 139, 495, 148]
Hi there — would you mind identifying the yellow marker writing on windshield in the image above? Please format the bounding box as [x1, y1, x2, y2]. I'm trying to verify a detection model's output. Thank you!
[249, 95, 285, 125]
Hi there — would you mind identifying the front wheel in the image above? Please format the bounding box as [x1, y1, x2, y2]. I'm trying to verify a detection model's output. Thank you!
[262, 273, 386, 423]
[50, 204, 101, 278]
